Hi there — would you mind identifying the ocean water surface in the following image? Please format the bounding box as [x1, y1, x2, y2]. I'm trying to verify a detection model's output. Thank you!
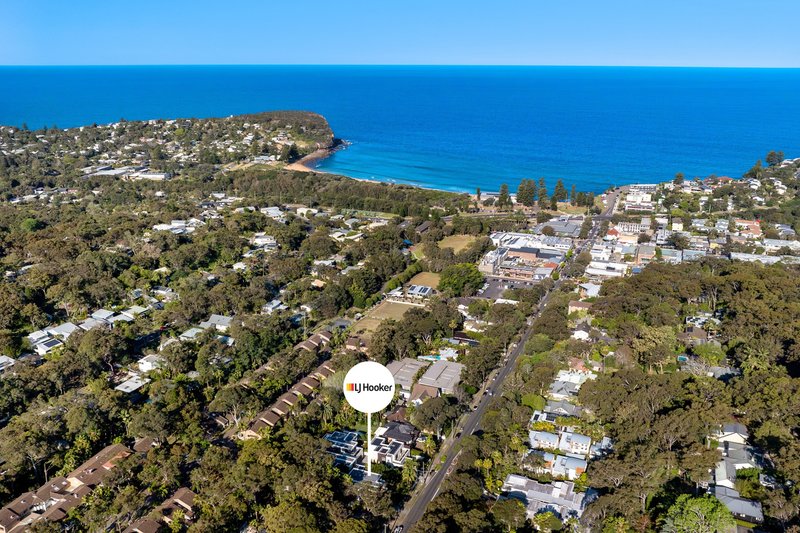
[1, 65, 799, 193]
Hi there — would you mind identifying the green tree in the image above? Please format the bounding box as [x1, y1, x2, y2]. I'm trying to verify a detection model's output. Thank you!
[498, 183, 512, 209]
[517, 179, 537, 207]
[553, 179, 567, 202]
[661, 494, 735, 533]
[401, 459, 418, 492]
[258, 498, 320, 532]
[766, 150, 784, 167]
[20, 217, 43, 232]
[667, 233, 689, 250]
[743, 160, 763, 179]
[439, 263, 484, 297]
[538, 178, 548, 209]
[491, 498, 526, 532]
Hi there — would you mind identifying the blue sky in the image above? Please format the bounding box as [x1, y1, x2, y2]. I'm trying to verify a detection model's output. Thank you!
[2, 0, 798, 67]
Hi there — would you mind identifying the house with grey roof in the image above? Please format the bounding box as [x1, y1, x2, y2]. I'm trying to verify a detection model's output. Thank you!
[46, 322, 79, 340]
[199, 314, 233, 332]
[548, 380, 580, 401]
[387, 358, 430, 399]
[417, 360, 464, 395]
[544, 400, 582, 418]
[709, 486, 763, 525]
[502, 474, 590, 520]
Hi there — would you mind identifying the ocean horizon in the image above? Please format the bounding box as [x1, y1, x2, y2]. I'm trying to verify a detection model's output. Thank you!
[1, 65, 799, 194]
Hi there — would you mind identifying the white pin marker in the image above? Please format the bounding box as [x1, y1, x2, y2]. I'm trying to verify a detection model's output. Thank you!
[342, 361, 395, 477]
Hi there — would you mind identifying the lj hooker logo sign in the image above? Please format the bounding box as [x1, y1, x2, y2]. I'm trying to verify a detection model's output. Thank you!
[345, 382, 393, 393]
[342, 362, 395, 413]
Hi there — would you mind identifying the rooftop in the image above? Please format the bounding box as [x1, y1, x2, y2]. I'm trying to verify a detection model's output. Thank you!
[417, 360, 465, 394]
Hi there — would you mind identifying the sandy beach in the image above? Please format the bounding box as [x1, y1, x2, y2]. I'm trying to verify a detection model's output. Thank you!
[285, 148, 333, 172]
[285, 143, 477, 197]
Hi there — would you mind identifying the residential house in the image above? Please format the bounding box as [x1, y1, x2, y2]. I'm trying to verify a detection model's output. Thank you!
[199, 314, 233, 332]
[114, 374, 150, 394]
[262, 299, 288, 315]
[0, 355, 14, 374]
[710, 486, 763, 525]
[324, 430, 363, 469]
[715, 423, 749, 445]
[578, 283, 601, 299]
[155, 487, 197, 527]
[409, 383, 440, 406]
[67, 444, 132, 492]
[558, 432, 592, 457]
[369, 422, 418, 467]
[571, 322, 591, 341]
[502, 474, 589, 520]
[535, 452, 588, 480]
[529, 431, 560, 451]
[345, 335, 367, 353]
[123, 518, 162, 533]
[568, 301, 593, 315]
[137, 354, 164, 373]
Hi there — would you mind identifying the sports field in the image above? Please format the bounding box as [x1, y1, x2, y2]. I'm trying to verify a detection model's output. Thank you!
[438, 234, 477, 253]
[354, 300, 417, 336]
[408, 272, 441, 288]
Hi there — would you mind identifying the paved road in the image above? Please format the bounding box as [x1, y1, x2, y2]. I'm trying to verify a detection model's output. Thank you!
[393, 223, 602, 532]
[596, 186, 623, 219]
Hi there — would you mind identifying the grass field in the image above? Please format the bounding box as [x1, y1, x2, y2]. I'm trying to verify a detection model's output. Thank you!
[556, 202, 589, 215]
[353, 300, 418, 336]
[409, 271, 441, 288]
[438, 234, 477, 253]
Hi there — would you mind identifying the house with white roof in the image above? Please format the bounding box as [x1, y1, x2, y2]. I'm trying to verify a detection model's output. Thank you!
[262, 299, 288, 315]
[114, 374, 151, 394]
[0, 355, 15, 373]
[91, 309, 114, 321]
[558, 432, 592, 456]
[535, 452, 588, 480]
[137, 354, 165, 373]
[79, 317, 109, 331]
[529, 431, 560, 451]
[199, 314, 233, 332]
[179, 327, 205, 342]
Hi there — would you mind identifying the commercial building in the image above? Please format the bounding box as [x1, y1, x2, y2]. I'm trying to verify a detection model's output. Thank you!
[387, 358, 431, 399]
[416, 360, 465, 395]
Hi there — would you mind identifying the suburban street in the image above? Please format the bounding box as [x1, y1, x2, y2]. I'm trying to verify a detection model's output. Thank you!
[392, 216, 604, 532]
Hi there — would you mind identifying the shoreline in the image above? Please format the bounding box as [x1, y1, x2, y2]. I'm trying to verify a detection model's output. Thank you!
[284, 140, 622, 199]
[286, 141, 482, 197]
[285, 147, 337, 173]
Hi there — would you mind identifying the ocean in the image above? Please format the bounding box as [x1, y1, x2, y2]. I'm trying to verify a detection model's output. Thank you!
[1, 65, 799, 194]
